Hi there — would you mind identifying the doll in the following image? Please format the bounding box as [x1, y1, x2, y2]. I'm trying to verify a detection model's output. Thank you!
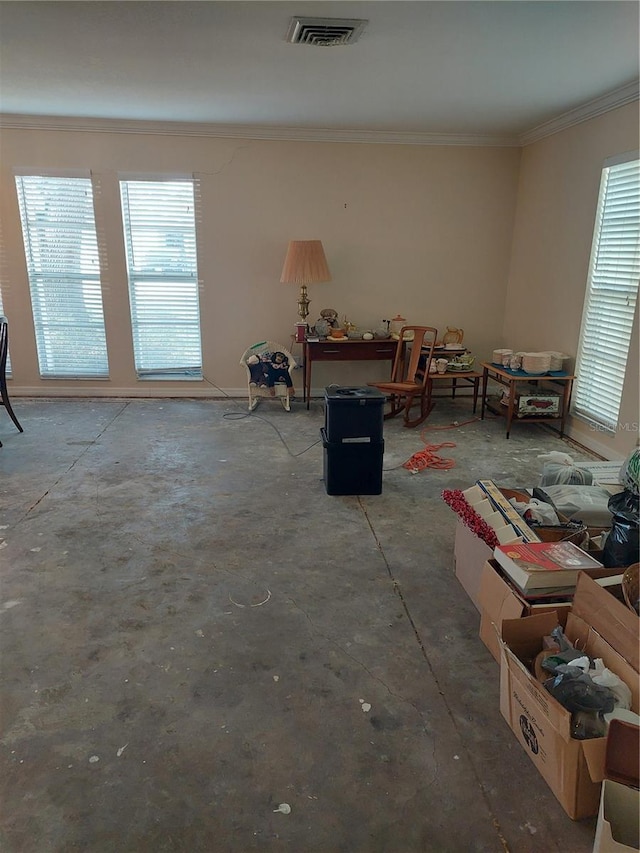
[265, 351, 294, 397]
[319, 308, 339, 329]
[247, 353, 269, 387]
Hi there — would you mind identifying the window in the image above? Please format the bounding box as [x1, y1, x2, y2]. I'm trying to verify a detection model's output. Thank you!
[573, 154, 640, 432]
[119, 179, 202, 378]
[15, 175, 108, 378]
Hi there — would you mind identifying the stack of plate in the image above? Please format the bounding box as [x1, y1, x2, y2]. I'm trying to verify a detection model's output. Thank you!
[492, 348, 513, 365]
[522, 352, 551, 374]
[544, 351, 568, 371]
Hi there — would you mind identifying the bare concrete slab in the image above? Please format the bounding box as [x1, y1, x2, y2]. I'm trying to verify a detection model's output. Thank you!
[0, 398, 601, 852]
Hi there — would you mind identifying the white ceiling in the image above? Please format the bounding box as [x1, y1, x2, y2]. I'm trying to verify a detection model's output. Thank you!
[1, 1, 638, 143]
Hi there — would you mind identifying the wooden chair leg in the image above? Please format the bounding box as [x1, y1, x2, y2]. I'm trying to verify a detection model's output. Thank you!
[384, 393, 403, 420]
[0, 380, 23, 432]
[402, 392, 435, 428]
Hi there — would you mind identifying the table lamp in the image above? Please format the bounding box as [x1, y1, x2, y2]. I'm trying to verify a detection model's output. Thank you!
[280, 240, 331, 326]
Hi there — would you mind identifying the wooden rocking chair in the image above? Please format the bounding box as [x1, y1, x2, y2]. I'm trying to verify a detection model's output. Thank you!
[368, 326, 438, 428]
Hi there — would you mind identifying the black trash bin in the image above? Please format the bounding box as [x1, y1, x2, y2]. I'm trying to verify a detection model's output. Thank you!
[322, 387, 386, 495]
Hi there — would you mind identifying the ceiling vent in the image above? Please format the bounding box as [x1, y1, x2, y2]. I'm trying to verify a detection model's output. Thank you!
[285, 17, 368, 47]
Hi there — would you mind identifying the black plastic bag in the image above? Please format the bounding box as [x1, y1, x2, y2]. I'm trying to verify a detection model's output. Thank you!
[544, 665, 615, 738]
[544, 666, 615, 714]
[602, 489, 639, 568]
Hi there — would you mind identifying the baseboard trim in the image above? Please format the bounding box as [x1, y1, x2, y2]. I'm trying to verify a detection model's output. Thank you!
[9, 386, 247, 399]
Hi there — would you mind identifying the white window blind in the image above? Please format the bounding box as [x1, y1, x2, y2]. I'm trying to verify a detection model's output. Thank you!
[120, 179, 202, 378]
[15, 175, 108, 379]
[573, 157, 640, 432]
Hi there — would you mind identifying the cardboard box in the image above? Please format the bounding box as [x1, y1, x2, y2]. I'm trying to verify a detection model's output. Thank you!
[479, 560, 625, 664]
[498, 573, 639, 820]
[478, 560, 571, 663]
[594, 782, 640, 851]
[593, 719, 640, 852]
[453, 519, 492, 611]
[451, 485, 611, 613]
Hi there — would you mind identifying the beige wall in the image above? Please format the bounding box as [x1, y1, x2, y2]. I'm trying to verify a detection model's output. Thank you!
[2, 112, 638, 460]
[0, 128, 520, 395]
[504, 102, 639, 459]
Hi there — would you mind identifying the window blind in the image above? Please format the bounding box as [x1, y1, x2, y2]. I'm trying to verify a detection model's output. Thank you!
[120, 180, 202, 378]
[573, 158, 640, 432]
[15, 175, 109, 378]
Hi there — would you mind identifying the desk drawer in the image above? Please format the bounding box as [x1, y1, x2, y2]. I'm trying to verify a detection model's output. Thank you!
[312, 342, 396, 360]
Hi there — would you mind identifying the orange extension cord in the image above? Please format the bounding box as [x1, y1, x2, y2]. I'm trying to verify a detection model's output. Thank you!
[402, 417, 480, 474]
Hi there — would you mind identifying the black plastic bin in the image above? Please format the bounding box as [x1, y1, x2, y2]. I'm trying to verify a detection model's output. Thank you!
[321, 427, 384, 495]
[324, 386, 386, 444]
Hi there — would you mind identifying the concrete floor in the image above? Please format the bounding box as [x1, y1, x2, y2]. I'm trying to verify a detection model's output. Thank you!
[0, 395, 602, 852]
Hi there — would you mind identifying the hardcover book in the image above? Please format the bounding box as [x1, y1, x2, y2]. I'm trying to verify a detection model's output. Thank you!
[493, 540, 603, 593]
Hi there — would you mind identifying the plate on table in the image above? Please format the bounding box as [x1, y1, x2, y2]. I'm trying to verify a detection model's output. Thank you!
[327, 336, 348, 341]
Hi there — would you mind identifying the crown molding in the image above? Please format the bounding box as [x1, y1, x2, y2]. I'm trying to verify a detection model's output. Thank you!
[2, 79, 636, 148]
[519, 80, 640, 147]
[0, 113, 519, 148]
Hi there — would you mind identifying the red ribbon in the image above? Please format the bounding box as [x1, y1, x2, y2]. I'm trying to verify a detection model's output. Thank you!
[442, 488, 499, 549]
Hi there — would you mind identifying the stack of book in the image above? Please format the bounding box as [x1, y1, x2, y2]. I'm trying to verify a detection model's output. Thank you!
[492, 540, 613, 597]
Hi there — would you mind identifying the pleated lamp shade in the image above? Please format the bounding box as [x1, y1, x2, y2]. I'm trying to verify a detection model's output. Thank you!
[280, 240, 331, 285]
[280, 240, 331, 322]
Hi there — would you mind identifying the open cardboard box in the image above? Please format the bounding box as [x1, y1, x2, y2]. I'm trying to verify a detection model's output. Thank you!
[479, 559, 571, 663]
[593, 719, 640, 852]
[478, 559, 625, 664]
[452, 486, 609, 613]
[497, 573, 639, 820]
[453, 519, 492, 611]
[452, 485, 537, 612]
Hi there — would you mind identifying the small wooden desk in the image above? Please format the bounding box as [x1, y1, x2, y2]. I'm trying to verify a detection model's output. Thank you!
[480, 361, 575, 438]
[303, 338, 397, 409]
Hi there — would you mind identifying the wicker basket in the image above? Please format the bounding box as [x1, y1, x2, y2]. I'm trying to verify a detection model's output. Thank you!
[622, 563, 639, 616]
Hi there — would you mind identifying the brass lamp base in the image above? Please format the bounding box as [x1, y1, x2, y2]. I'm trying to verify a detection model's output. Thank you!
[297, 284, 310, 322]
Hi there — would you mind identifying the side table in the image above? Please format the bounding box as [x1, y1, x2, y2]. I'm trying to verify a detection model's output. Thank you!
[428, 370, 483, 413]
[480, 361, 575, 439]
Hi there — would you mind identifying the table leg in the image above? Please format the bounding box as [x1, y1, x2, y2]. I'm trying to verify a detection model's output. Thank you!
[560, 380, 572, 437]
[304, 346, 311, 410]
[472, 376, 479, 414]
[480, 368, 488, 419]
[451, 378, 457, 400]
[506, 380, 516, 439]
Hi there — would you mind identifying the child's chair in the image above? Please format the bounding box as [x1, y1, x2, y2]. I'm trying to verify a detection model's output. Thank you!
[240, 340, 297, 412]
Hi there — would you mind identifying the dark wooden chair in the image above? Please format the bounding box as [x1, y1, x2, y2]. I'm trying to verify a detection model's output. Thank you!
[368, 326, 438, 427]
[0, 319, 23, 446]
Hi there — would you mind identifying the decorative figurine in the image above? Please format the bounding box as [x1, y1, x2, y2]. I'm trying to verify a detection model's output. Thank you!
[318, 308, 339, 328]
